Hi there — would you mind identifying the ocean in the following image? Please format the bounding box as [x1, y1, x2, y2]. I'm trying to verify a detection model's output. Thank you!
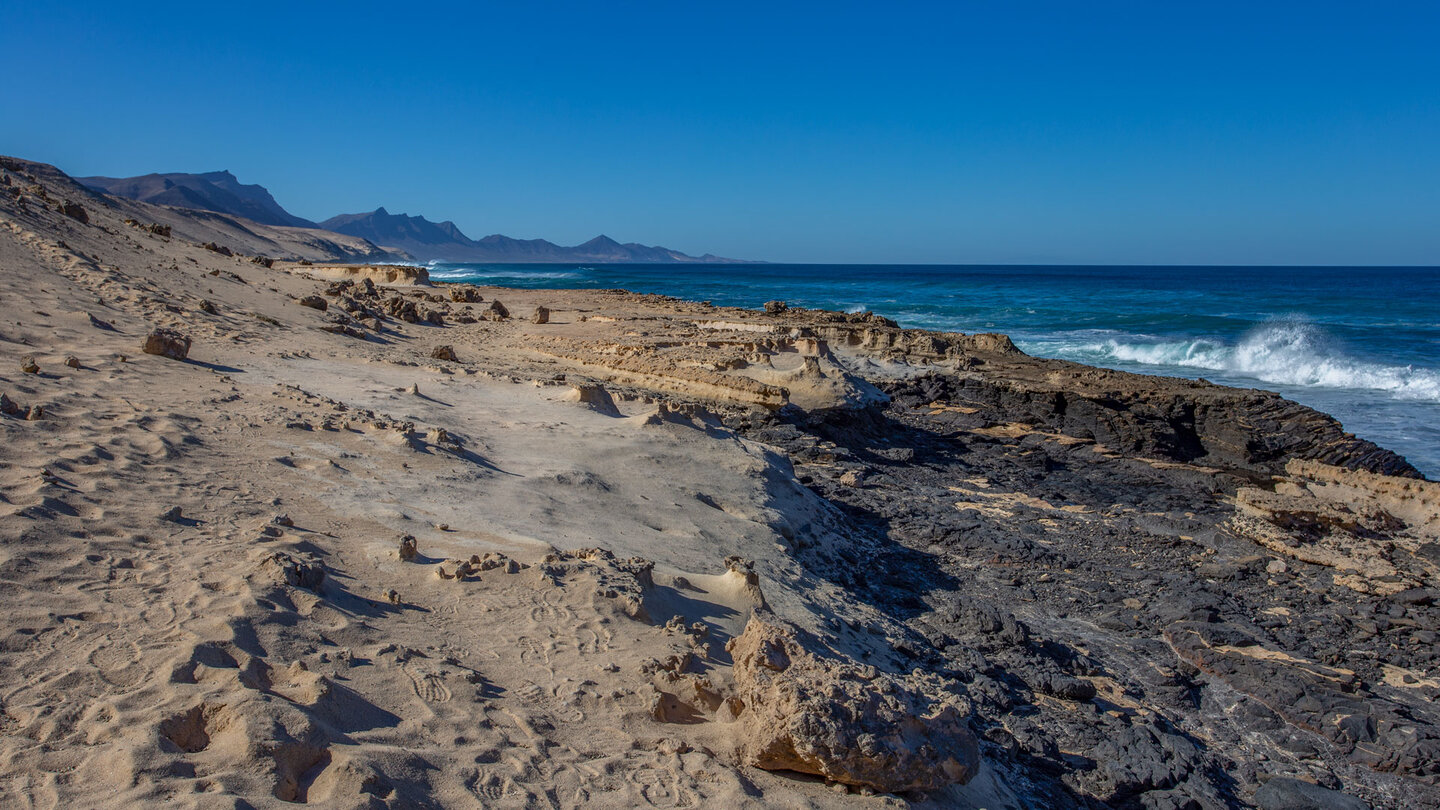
[429, 263, 1440, 478]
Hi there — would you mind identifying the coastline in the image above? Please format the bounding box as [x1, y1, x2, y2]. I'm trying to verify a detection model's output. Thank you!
[2, 157, 1438, 808]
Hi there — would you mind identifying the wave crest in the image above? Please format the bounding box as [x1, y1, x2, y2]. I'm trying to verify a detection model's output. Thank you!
[1066, 319, 1440, 402]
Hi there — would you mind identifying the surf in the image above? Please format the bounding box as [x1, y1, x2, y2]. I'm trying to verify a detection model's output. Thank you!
[1062, 318, 1440, 402]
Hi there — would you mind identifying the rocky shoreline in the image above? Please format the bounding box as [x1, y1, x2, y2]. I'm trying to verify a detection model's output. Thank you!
[1, 156, 1437, 809]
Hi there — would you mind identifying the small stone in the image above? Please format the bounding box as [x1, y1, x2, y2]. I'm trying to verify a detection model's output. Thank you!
[159, 506, 183, 522]
[0, 393, 22, 417]
[532, 306, 550, 324]
[1266, 559, 1288, 574]
[64, 356, 80, 369]
[384, 589, 402, 605]
[298, 295, 328, 311]
[199, 299, 218, 315]
[407, 383, 420, 396]
[25, 406, 43, 421]
[272, 514, 294, 527]
[20, 356, 38, 374]
[764, 300, 788, 314]
[431, 345, 458, 362]
[839, 469, 865, 487]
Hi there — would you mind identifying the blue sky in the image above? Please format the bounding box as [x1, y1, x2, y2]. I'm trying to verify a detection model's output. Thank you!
[5, 1, 1438, 264]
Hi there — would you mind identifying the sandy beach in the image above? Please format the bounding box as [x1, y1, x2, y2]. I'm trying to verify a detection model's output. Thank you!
[2, 157, 1438, 809]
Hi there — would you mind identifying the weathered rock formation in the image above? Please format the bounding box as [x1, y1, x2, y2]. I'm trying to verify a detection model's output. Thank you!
[726, 616, 981, 792]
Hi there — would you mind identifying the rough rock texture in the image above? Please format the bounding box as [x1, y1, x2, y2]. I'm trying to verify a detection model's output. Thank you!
[726, 616, 980, 792]
[885, 370, 1418, 478]
[142, 328, 191, 360]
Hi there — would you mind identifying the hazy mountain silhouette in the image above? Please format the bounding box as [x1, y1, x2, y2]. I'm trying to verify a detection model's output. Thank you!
[81, 170, 749, 262]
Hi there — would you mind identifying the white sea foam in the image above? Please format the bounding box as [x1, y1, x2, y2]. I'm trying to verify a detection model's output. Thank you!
[844, 303, 867, 314]
[428, 268, 583, 281]
[1062, 319, 1440, 402]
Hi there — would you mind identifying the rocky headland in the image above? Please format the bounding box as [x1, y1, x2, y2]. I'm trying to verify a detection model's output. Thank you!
[1, 156, 1436, 809]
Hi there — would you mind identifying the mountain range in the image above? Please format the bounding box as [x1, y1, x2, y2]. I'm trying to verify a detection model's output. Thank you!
[80, 171, 747, 263]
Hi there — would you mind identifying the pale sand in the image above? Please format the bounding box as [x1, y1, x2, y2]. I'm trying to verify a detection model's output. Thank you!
[0, 163, 1021, 807]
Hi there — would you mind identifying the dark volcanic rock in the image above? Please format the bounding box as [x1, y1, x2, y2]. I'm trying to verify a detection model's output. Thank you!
[1254, 777, 1370, 810]
[728, 348, 1439, 809]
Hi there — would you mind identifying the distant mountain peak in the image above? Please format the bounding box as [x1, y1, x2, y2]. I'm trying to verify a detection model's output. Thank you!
[77, 170, 316, 229]
[77, 166, 751, 263]
[321, 210, 746, 264]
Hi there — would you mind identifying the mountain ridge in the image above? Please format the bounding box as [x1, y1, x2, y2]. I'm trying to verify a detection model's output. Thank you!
[82, 170, 752, 263]
[319, 208, 749, 264]
[78, 170, 319, 229]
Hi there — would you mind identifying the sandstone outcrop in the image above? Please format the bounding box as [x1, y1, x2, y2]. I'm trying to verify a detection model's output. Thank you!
[290, 262, 431, 287]
[726, 616, 980, 792]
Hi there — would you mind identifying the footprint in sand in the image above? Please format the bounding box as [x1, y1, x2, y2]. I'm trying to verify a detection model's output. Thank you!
[516, 637, 554, 671]
[88, 641, 145, 688]
[401, 663, 452, 703]
[575, 625, 610, 656]
[631, 765, 697, 809]
[514, 681, 585, 723]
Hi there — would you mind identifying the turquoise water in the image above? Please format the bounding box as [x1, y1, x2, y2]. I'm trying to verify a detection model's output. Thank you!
[430, 263, 1440, 477]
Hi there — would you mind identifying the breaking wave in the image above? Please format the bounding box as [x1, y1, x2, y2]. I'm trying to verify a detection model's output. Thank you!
[1063, 318, 1440, 402]
[427, 266, 584, 282]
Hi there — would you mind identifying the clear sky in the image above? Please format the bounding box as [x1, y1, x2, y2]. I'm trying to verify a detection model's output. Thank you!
[4, 1, 1438, 264]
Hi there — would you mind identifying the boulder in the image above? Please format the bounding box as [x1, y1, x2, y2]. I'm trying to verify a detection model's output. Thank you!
[20, 356, 38, 374]
[482, 300, 509, 321]
[431, 345, 458, 362]
[59, 201, 88, 223]
[448, 286, 482, 303]
[201, 242, 233, 257]
[298, 295, 328, 311]
[143, 328, 191, 361]
[532, 306, 550, 324]
[726, 616, 979, 792]
[0, 393, 23, 417]
[764, 300, 788, 314]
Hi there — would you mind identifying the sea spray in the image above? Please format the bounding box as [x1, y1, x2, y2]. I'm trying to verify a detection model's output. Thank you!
[1066, 317, 1440, 402]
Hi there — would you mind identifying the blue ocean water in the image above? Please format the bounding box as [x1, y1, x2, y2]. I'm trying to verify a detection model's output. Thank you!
[430, 263, 1440, 477]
